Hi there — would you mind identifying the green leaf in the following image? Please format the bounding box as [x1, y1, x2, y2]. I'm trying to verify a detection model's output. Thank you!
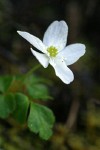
[24, 75, 51, 85]
[0, 93, 16, 119]
[26, 84, 51, 100]
[24, 75, 52, 101]
[0, 75, 15, 93]
[28, 102, 55, 140]
[12, 93, 30, 124]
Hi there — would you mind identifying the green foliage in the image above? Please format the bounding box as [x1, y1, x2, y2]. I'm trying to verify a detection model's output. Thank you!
[24, 75, 52, 100]
[12, 93, 30, 124]
[0, 74, 55, 140]
[28, 102, 55, 140]
[0, 93, 15, 118]
[0, 75, 15, 93]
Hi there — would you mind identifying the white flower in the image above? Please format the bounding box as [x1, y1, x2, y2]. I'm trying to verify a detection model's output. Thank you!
[17, 21, 86, 84]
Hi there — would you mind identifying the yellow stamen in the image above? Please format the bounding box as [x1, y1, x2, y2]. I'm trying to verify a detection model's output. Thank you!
[47, 46, 58, 57]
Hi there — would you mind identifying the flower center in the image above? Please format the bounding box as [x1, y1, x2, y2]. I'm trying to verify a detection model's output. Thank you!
[47, 46, 58, 57]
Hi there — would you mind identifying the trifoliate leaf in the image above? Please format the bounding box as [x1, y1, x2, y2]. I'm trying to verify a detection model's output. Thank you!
[24, 75, 52, 101]
[0, 93, 16, 118]
[26, 84, 51, 100]
[12, 93, 30, 124]
[28, 102, 55, 140]
[0, 75, 15, 93]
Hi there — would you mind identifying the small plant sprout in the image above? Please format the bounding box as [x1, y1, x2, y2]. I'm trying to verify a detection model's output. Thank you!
[17, 21, 86, 84]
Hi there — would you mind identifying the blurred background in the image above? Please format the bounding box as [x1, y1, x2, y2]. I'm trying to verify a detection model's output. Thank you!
[0, 0, 100, 150]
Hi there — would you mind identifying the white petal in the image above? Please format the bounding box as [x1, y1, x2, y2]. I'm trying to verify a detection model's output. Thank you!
[30, 48, 49, 68]
[43, 21, 68, 51]
[50, 58, 74, 84]
[17, 31, 46, 53]
[59, 44, 86, 65]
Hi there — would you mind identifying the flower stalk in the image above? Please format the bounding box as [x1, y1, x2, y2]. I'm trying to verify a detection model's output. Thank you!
[23, 64, 41, 80]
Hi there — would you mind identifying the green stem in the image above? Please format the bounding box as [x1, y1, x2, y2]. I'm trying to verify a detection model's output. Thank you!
[23, 64, 41, 79]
